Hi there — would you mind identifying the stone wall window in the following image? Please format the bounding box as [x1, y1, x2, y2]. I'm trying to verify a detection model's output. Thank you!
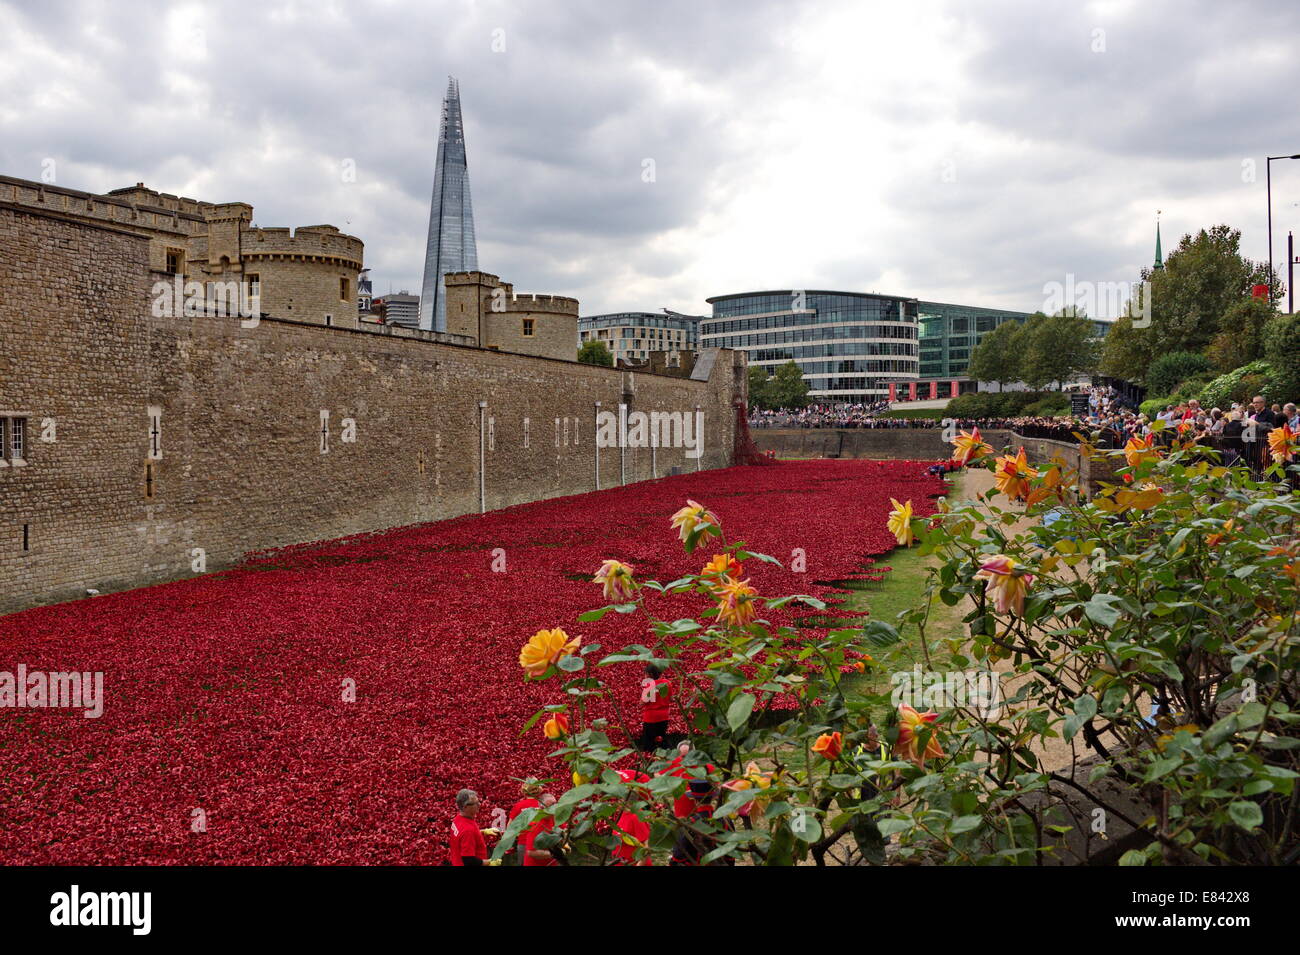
[246, 272, 260, 297]
[522, 318, 535, 337]
[1, 417, 26, 464]
[166, 248, 185, 275]
[340, 277, 350, 302]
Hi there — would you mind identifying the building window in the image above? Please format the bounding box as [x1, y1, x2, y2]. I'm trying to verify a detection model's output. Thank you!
[340, 277, 350, 302]
[166, 248, 185, 275]
[246, 272, 260, 298]
[522, 318, 535, 337]
[1, 417, 26, 463]
[325, 315, 333, 327]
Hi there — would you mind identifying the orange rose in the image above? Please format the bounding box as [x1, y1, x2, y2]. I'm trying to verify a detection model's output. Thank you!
[812, 731, 843, 761]
[543, 713, 570, 740]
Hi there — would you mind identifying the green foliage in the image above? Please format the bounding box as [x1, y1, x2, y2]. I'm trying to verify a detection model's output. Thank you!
[1147, 351, 1211, 397]
[945, 390, 1065, 419]
[1264, 313, 1300, 402]
[1019, 394, 1070, 417]
[1139, 396, 1174, 418]
[1172, 375, 1214, 402]
[517, 443, 1300, 865]
[1020, 311, 1100, 389]
[765, 360, 811, 410]
[747, 366, 774, 410]
[967, 321, 1024, 390]
[1148, 225, 1277, 355]
[1197, 360, 1281, 409]
[1100, 224, 1278, 384]
[1207, 297, 1275, 373]
[578, 339, 614, 367]
[884, 408, 949, 420]
[1100, 314, 1150, 383]
[1101, 226, 1279, 382]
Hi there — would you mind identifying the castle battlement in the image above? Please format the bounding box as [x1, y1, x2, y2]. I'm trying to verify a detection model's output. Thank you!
[0, 177, 207, 234]
[242, 225, 364, 265]
[506, 293, 579, 316]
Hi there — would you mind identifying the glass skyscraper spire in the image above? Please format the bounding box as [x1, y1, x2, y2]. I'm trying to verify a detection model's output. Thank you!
[419, 77, 478, 332]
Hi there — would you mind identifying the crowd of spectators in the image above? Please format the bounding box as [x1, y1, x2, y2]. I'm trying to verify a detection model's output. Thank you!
[748, 383, 1299, 477]
[748, 401, 891, 429]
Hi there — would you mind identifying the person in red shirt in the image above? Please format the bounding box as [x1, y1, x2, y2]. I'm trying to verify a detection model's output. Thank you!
[657, 741, 717, 819]
[637, 663, 673, 752]
[521, 793, 559, 866]
[449, 788, 500, 867]
[508, 778, 545, 866]
[613, 809, 653, 865]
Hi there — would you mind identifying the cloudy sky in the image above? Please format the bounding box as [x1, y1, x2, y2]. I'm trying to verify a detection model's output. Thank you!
[2, 0, 1298, 317]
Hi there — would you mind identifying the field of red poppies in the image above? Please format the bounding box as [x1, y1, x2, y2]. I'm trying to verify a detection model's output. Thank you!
[0, 459, 945, 864]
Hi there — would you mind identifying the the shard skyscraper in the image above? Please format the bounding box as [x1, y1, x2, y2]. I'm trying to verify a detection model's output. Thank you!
[419, 77, 478, 332]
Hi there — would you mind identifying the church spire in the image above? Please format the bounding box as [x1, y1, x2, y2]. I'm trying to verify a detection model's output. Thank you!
[1153, 210, 1163, 270]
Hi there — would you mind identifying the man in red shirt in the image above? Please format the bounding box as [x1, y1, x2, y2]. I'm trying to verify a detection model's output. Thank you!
[449, 788, 500, 866]
[637, 662, 673, 752]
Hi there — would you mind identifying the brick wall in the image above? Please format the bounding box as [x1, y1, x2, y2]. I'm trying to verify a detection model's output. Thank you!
[0, 206, 744, 613]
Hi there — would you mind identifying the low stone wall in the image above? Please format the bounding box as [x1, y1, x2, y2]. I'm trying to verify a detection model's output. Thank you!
[751, 428, 982, 461]
[752, 428, 1120, 494]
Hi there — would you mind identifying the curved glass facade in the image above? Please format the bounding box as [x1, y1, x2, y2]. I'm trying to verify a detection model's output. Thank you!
[702, 290, 920, 403]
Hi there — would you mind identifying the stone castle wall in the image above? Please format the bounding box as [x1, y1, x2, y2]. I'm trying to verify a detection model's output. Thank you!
[445, 271, 579, 361]
[0, 204, 745, 613]
[1, 176, 363, 329]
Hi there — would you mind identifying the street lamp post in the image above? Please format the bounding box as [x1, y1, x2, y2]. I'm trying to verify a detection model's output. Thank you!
[1266, 154, 1300, 302]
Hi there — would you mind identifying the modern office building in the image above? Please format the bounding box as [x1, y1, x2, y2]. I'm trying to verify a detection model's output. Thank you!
[374, 291, 420, 327]
[701, 290, 919, 404]
[917, 302, 1113, 399]
[578, 311, 701, 363]
[916, 301, 1033, 397]
[419, 77, 479, 333]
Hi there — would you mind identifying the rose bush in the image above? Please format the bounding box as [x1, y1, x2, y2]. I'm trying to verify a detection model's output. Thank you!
[507, 427, 1299, 866]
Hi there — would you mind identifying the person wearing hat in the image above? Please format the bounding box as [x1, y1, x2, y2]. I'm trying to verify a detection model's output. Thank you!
[658, 741, 717, 819]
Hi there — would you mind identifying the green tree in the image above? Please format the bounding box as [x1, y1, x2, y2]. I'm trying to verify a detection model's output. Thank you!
[767, 360, 810, 409]
[578, 339, 614, 367]
[747, 365, 774, 410]
[966, 320, 1024, 391]
[1207, 297, 1274, 372]
[1021, 310, 1098, 390]
[1099, 313, 1151, 383]
[1264, 312, 1300, 401]
[1101, 224, 1280, 383]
